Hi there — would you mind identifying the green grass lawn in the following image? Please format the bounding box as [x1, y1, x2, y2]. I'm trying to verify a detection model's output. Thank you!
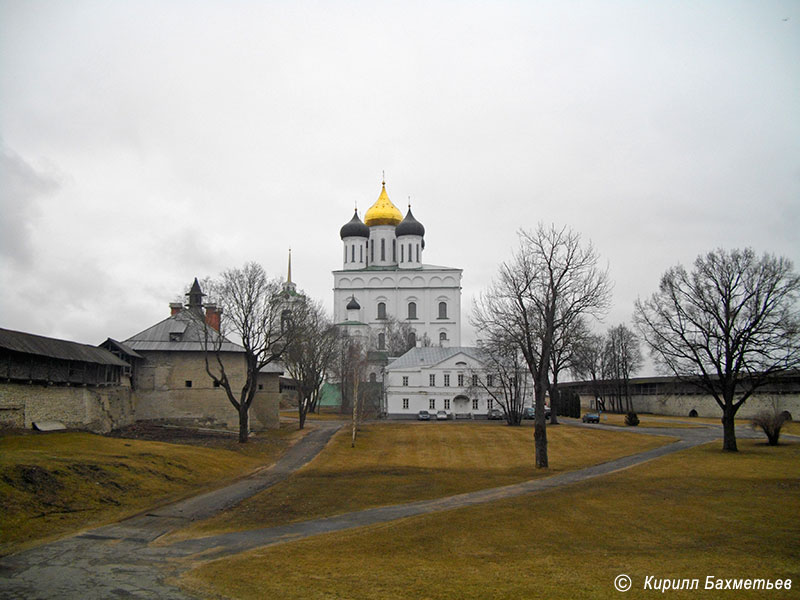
[166, 422, 673, 542]
[0, 427, 303, 555]
[180, 438, 800, 600]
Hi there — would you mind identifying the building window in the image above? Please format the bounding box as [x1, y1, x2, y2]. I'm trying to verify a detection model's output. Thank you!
[393, 239, 396, 262]
[408, 243, 412, 262]
[403, 398, 409, 409]
[488, 399, 494, 410]
[370, 372, 377, 382]
[473, 398, 479, 410]
[409, 331, 416, 347]
[378, 333, 386, 350]
[344, 246, 347, 263]
[377, 302, 386, 320]
[487, 375, 494, 387]
[429, 374, 435, 386]
[381, 238, 385, 261]
[402, 376, 409, 386]
[408, 301, 417, 319]
[416, 244, 420, 262]
[351, 245, 355, 262]
[429, 398, 435, 410]
[472, 374, 479, 386]
[458, 374, 464, 386]
[258, 383, 263, 390]
[401, 244, 404, 262]
[439, 332, 447, 343]
[185, 380, 192, 388]
[444, 374, 450, 387]
[370, 239, 374, 262]
[360, 245, 363, 263]
[438, 302, 447, 319]
[444, 398, 450, 410]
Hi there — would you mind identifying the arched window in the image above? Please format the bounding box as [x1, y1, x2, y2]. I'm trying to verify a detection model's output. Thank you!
[416, 244, 420, 262]
[370, 240, 374, 263]
[438, 302, 447, 319]
[351, 245, 355, 262]
[408, 243, 412, 262]
[359, 244, 363, 263]
[392, 239, 396, 262]
[378, 332, 385, 350]
[369, 372, 377, 383]
[401, 244, 404, 262]
[408, 301, 417, 320]
[381, 238, 385, 261]
[377, 302, 386, 320]
[408, 331, 416, 347]
[439, 331, 447, 343]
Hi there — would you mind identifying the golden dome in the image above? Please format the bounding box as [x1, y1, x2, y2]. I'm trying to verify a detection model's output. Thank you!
[364, 181, 403, 227]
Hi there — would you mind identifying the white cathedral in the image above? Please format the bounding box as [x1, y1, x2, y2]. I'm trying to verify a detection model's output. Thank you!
[333, 180, 462, 349]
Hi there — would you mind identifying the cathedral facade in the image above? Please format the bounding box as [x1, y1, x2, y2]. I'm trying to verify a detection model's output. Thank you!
[333, 181, 462, 350]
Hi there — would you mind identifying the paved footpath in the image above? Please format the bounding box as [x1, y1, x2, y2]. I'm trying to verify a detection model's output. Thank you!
[0, 421, 764, 599]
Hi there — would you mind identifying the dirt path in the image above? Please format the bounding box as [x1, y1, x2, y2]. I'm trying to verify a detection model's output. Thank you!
[0, 421, 761, 599]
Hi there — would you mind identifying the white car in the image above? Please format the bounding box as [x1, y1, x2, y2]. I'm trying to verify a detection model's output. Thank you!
[436, 410, 449, 421]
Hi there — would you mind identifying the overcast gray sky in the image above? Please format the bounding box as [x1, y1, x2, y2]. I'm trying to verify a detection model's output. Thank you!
[1, 1, 798, 374]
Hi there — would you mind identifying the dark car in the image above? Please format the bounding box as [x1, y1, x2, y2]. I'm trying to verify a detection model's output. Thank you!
[487, 408, 504, 420]
[418, 410, 431, 421]
[523, 407, 552, 420]
[582, 412, 600, 423]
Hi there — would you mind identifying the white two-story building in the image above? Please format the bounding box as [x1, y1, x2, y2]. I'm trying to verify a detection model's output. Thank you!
[384, 347, 533, 419]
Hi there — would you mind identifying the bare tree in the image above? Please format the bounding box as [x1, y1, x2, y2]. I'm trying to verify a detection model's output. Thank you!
[570, 332, 606, 410]
[602, 324, 643, 413]
[338, 334, 369, 447]
[375, 315, 417, 355]
[473, 224, 611, 468]
[203, 262, 288, 443]
[634, 248, 800, 451]
[470, 336, 530, 426]
[282, 298, 339, 430]
[548, 316, 592, 424]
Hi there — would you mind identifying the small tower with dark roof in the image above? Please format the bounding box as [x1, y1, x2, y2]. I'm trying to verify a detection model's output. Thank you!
[186, 278, 205, 318]
[340, 209, 369, 270]
[397, 203, 425, 269]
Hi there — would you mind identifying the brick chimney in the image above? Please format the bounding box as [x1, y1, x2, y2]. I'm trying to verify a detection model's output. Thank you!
[205, 304, 222, 332]
[169, 302, 183, 316]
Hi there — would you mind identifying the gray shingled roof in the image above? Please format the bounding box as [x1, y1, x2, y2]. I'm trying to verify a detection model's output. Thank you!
[0, 328, 129, 367]
[386, 346, 486, 370]
[124, 310, 244, 353]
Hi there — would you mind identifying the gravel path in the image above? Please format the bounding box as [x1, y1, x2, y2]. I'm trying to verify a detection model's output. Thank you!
[0, 420, 761, 599]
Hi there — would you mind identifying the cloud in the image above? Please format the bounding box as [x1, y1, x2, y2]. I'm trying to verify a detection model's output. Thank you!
[0, 143, 60, 266]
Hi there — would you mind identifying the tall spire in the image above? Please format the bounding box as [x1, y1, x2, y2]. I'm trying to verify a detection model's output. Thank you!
[283, 248, 297, 296]
[287, 248, 292, 284]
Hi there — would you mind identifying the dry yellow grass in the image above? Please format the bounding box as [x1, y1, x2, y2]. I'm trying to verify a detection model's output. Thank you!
[0, 427, 302, 555]
[181, 438, 800, 600]
[168, 422, 673, 541]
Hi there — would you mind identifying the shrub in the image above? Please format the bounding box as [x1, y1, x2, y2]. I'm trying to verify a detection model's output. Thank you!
[625, 412, 639, 427]
[751, 410, 788, 446]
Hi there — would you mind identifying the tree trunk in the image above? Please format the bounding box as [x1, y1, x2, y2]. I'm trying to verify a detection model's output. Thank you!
[238, 405, 249, 444]
[721, 403, 738, 452]
[534, 421, 548, 468]
[549, 382, 560, 425]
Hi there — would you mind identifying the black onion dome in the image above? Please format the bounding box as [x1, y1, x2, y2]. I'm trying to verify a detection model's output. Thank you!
[346, 296, 361, 310]
[395, 207, 425, 237]
[339, 210, 370, 239]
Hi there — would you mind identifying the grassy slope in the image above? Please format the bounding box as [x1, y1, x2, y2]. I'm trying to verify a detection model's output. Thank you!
[0, 428, 301, 555]
[168, 422, 672, 541]
[182, 438, 800, 600]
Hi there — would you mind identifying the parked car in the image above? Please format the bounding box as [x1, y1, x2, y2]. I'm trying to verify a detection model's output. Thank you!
[418, 410, 431, 421]
[436, 410, 449, 421]
[487, 408, 504, 420]
[523, 407, 552, 420]
[582, 412, 600, 423]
